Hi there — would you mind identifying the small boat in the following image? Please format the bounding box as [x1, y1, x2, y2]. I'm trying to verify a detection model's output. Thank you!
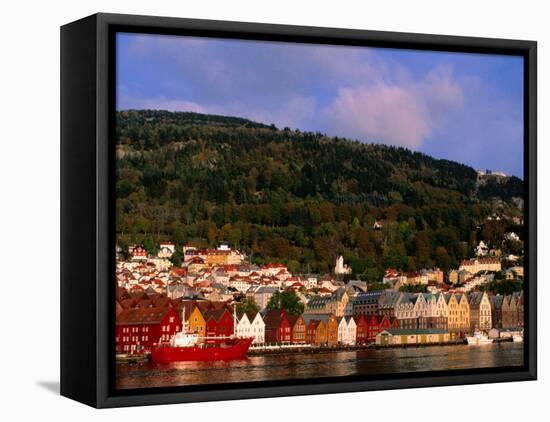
[151, 305, 253, 363]
[466, 330, 493, 345]
[512, 334, 523, 343]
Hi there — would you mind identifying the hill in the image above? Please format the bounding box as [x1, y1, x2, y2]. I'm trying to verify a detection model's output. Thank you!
[115, 109, 524, 278]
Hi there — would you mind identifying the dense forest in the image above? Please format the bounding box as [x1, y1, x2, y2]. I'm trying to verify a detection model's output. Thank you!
[115, 110, 524, 280]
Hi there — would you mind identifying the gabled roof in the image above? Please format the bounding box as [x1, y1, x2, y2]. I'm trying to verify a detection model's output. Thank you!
[204, 308, 231, 323]
[490, 295, 504, 308]
[302, 313, 334, 325]
[345, 316, 356, 325]
[254, 286, 279, 294]
[116, 307, 175, 325]
[263, 309, 288, 327]
[468, 291, 485, 305]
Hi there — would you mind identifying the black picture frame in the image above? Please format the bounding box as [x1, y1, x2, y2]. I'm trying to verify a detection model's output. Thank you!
[60, 12, 537, 408]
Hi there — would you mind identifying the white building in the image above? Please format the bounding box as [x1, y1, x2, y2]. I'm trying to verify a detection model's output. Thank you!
[504, 232, 520, 242]
[334, 256, 352, 275]
[229, 278, 252, 293]
[459, 258, 501, 274]
[337, 316, 357, 345]
[252, 286, 279, 310]
[235, 312, 265, 344]
[395, 293, 428, 322]
[424, 293, 448, 319]
[475, 240, 489, 257]
[158, 242, 175, 258]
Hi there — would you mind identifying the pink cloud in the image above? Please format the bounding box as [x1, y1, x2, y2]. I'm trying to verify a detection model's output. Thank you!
[323, 65, 464, 148]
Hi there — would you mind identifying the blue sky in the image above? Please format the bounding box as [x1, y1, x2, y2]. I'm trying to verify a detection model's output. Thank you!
[117, 33, 524, 177]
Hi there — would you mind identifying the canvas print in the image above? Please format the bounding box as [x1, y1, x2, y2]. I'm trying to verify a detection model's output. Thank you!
[114, 32, 525, 390]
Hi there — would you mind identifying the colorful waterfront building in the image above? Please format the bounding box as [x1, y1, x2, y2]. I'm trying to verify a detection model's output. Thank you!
[204, 308, 234, 339]
[422, 292, 448, 329]
[116, 307, 181, 353]
[365, 314, 381, 342]
[502, 293, 519, 328]
[490, 295, 505, 328]
[337, 316, 357, 345]
[263, 309, 292, 343]
[188, 305, 207, 339]
[354, 313, 368, 344]
[289, 315, 307, 344]
[468, 291, 492, 331]
[236, 312, 265, 344]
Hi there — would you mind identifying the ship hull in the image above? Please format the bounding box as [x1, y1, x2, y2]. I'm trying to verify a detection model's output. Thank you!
[151, 337, 253, 363]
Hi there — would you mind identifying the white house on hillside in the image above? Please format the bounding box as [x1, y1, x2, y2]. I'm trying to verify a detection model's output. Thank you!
[158, 242, 175, 258]
[334, 256, 352, 275]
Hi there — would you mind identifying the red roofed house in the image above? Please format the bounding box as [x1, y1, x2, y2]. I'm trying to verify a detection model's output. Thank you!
[289, 281, 305, 292]
[116, 307, 181, 353]
[130, 245, 148, 261]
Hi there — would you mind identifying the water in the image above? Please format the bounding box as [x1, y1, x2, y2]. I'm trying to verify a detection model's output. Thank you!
[116, 342, 524, 390]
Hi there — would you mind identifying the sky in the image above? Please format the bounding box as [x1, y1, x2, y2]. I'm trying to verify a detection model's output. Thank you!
[116, 33, 524, 178]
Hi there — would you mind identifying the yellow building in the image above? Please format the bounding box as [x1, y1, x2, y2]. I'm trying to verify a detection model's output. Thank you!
[314, 321, 327, 345]
[457, 293, 471, 332]
[459, 258, 501, 274]
[306, 288, 349, 317]
[446, 293, 470, 334]
[445, 293, 460, 331]
[188, 306, 206, 341]
[447, 270, 459, 285]
[204, 249, 243, 266]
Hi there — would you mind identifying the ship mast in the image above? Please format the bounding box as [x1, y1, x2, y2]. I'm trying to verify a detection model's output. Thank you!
[181, 305, 186, 334]
[233, 302, 237, 335]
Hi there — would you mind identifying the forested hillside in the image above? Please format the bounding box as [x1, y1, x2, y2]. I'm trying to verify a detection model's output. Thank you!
[115, 110, 524, 279]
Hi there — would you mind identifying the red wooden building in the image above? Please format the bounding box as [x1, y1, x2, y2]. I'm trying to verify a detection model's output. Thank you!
[354, 314, 368, 344]
[116, 307, 181, 353]
[365, 314, 381, 342]
[264, 309, 291, 343]
[204, 308, 234, 339]
[379, 315, 400, 331]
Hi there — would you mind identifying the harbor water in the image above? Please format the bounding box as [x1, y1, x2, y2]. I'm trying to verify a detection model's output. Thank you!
[116, 342, 524, 390]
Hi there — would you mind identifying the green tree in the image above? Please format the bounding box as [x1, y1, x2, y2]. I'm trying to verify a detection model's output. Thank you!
[267, 290, 304, 316]
[399, 284, 428, 293]
[170, 250, 183, 267]
[236, 297, 260, 315]
[143, 238, 156, 255]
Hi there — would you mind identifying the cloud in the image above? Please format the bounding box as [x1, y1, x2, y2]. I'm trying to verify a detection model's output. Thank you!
[323, 84, 430, 147]
[119, 34, 464, 147]
[322, 65, 464, 148]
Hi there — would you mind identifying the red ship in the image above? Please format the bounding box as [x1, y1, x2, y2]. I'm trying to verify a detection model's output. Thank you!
[151, 306, 253, 363]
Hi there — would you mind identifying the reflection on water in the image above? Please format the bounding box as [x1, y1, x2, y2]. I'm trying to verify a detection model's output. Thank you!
[116, 342, 524, 390]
